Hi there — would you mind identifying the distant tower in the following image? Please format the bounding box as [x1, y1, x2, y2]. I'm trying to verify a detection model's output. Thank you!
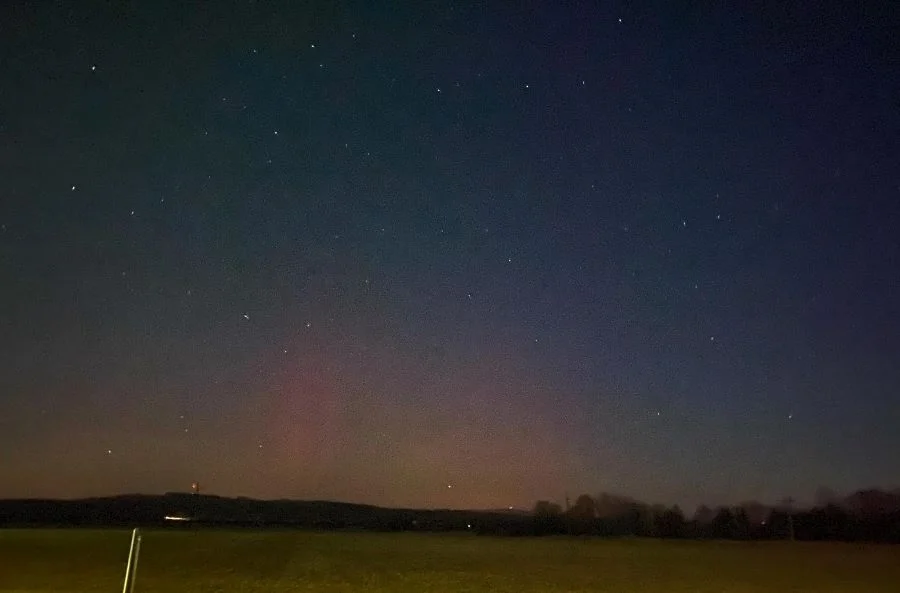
[191, 481, 200, 496]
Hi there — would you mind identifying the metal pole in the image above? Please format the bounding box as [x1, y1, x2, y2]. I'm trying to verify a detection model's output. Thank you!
[788, 508, 795, 542]
[122, 528, 142, 593]
[782, 497, 795, 542]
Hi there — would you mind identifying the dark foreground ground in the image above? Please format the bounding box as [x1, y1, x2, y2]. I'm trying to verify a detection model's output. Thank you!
[1, 529, 899, 592]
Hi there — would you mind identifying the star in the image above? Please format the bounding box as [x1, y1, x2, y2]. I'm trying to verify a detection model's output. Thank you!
[3, 0, 895, 522]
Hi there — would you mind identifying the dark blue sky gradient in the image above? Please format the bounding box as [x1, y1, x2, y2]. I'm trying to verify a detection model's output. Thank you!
[1, 1, 898, 510]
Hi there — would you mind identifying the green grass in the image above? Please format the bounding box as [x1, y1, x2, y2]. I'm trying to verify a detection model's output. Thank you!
[1, 529, 899, 592]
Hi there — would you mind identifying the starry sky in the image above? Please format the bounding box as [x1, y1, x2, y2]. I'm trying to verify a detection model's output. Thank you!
[1, 1, 898, 511]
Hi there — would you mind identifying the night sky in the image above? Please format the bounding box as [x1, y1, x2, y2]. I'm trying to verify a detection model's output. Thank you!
[1, 1, 898, 512]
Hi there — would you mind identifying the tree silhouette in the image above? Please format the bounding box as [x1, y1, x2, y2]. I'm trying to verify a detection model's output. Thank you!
[693, 504, 715, 525]
[533, 500, 563, 517]
[532, 500, 564, 535]
[568, 494, 596, 535]
[655, 505, 686, 538]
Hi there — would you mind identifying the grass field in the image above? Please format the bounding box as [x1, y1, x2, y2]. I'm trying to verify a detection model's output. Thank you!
[1, 529, 899, 592]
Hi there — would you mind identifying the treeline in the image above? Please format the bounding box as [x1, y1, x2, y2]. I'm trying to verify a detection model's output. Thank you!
[523, 490, 900, 543]
[2, 489, 899, 543]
